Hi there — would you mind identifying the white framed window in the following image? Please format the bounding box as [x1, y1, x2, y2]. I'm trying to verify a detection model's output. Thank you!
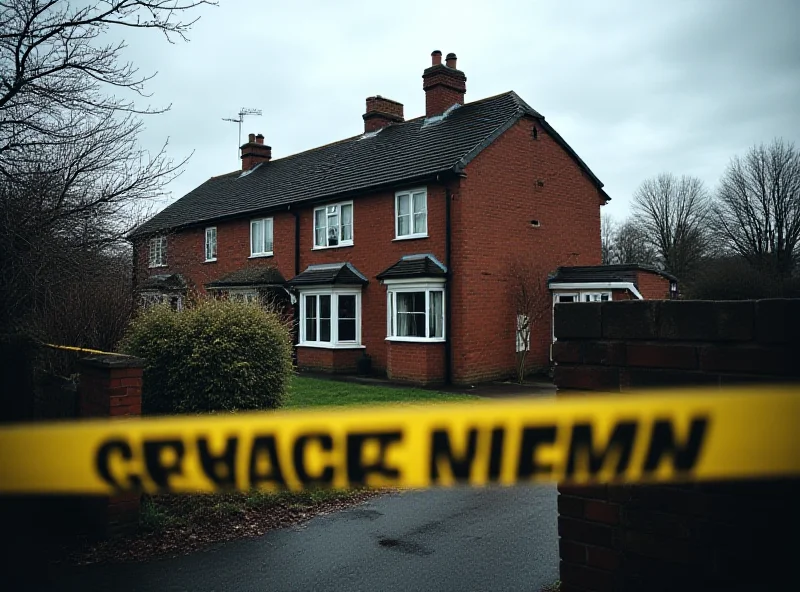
[582, 292, 611, 302]
[140, 292, 182, 311]
[148, 236, 167, 268]
[385, 280, 445, 342]
[516, 314, 530, 353]
[395, 188, 427, 239]
[228, 290, 259, 304]
[313, 202, 353, 249]
[299, 288, 362, 347]
[250, 218, 273, 257]
[205, 227, 217, 261]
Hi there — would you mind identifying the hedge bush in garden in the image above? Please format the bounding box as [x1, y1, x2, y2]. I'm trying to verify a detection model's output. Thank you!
[120, 299, 293, 414]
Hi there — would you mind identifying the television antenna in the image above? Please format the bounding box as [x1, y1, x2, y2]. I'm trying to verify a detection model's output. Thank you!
[223, 107, 262, 161]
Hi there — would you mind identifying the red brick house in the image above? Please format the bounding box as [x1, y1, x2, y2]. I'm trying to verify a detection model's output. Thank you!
[131, 50, 671, 385]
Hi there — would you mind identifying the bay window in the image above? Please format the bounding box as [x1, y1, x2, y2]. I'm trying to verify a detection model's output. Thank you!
[395, 188, 427, 239]
[386, 281, 445, 341]
[314, 202, 353, 248]
[300, 289, 361, 347]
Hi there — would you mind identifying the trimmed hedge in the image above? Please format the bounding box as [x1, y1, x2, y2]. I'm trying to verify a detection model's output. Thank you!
[120, 300, 292, 414]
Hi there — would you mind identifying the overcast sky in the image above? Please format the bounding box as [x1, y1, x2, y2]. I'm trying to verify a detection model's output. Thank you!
[121, 0, 800, 220]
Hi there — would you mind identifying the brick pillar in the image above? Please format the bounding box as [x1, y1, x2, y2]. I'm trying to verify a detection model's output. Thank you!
[78, 354, 144, 537]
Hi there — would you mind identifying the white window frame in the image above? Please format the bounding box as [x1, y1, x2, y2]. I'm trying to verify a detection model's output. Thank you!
[205, 226, 217, 262]
[250, 218, 274, 257]
[581, 291, 611, 302]
[148, 236, 167, 268]
[140, 292, 182, 311]
[394, 188, 428, 240]
[298, 287, 363, 348]
[227, 289, 259, 304]
[313, 201, 354, 249]
[385, 278, 445, 343]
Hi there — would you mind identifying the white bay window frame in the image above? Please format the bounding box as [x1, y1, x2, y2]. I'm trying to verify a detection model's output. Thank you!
[313, 201, 353, 249]
[394, 188, 427, 240]
[298, 287, 363, 348]
[250, 217, 274, 257]
[385, 278, 445, 342]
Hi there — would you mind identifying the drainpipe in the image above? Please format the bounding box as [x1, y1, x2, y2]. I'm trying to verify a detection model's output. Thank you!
[289, 207, 301, 355]
[444, 182, 453, 385]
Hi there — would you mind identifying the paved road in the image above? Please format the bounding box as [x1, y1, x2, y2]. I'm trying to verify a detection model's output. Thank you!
[51, 486, 558, 592]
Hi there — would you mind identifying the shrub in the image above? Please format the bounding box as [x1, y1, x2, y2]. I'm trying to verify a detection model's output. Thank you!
[120, 299, 293, 414]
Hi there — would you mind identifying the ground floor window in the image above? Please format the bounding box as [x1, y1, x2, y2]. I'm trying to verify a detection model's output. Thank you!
[227, 289, 259, 304]
[516, 314, 530, 352]
[582, 292, 611, 302]
[140, 292, 183, 311]
[386, 281, 445, 342]
[299, 289, 361, 347]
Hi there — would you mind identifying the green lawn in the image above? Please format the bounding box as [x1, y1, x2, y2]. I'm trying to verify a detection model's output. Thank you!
[285, 375, 476, 408]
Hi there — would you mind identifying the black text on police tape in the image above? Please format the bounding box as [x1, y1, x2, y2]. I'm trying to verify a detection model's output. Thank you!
[95, 416, 708, 491]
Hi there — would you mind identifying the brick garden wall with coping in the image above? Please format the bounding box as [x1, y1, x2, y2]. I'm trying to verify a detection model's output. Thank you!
[552, 299, 800, 591]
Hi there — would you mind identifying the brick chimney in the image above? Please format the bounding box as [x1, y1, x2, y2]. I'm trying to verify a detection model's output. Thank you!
[422, 50, 467, 117]
[240, 133, 271, 171]
[363, 96, 404, 133]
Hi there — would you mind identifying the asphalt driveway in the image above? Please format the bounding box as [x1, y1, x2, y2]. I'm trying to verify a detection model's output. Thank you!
[50, 486, 559, 592]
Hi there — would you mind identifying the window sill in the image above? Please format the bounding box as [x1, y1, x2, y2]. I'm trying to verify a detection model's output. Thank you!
[393, 234, 428, 242]
[148, 264, 167, 269]
[296, 343, 366, 350]
[249, 253, 274, 259]
[204, 258, 217, 264]
[311, 243, 354, 251]
[385, 337, 445, 344]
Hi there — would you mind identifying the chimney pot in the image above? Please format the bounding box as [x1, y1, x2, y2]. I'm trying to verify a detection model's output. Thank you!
[255, 133, 264, 145]
[445, 53, 457, 68]
[248, 133, 255, 143]
[431, 50, 442, 66]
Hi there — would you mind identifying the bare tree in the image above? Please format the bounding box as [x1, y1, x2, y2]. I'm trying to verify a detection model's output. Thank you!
[0, 0, 214, 335]
[509, 259, 552, 384]
[632, 173, 711, 279]
[613, 219, 659, 267]
[714, 139, 800, 279]
[601, 213, 617, 264]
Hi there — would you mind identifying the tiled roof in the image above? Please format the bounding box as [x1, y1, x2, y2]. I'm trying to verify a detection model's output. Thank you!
[132, 91, 606, 237]
[549, 265, 677, 285]
[377, 254, 447, 280]
[138, 273, 187, 291]
[205, 266, 286, 289]
[288, 263, 368, 287]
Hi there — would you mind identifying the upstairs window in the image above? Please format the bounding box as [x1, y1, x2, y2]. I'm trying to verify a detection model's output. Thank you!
[250, 218, 273, 257]
[205, 227, 217, 261]
[148, 236, 167, 268]
[395, 188, 427, 239]
[314, 202, 353, 248]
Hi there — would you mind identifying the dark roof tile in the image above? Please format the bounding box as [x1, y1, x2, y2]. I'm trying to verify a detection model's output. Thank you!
[132, 91, 605, 236]
[288, 263, 368, 287]
[377, 254, 447, 280]
[549, 265, 677, 285]
[205, 266, 286, 289]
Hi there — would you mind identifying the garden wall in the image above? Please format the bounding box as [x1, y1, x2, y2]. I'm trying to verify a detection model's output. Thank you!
[552, 299, 800, 592]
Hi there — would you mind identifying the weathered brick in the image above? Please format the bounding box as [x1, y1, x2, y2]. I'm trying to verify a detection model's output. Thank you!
[559, 539, 587, 564]
[586, 545, 621, 570]
[558, 495, 585, 518]
[602, 301, 659, 340]
[552, 341, 583, 364]
[582, 341, 626, 366]
[560, 562, 615, 592]
[624, 368, 719, 389]
[559, 485, 608, 500]
[555, 366, 620, 392]
[555, 303, 602, 340]
[625, 343, 697, 369]
[699, 345, 795, 376]
[584, 500, 620, 525]
[558, 517, 613, 547]
[659, 301, 754, 341]
[756, 298, 800, 344]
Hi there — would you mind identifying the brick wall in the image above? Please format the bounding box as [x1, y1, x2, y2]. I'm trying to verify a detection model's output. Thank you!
[552, 299, 800, 591]
[386, 341, 445, 384]
[296, 346, 363, 373]
[452, 118, 604, 383]
[635, 270, 671, 300]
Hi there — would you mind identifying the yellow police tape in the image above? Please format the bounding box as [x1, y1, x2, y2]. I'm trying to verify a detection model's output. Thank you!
[0, 386, 798, 495]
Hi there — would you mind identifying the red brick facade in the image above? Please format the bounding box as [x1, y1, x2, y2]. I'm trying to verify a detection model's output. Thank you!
[386, 341, 446, 384]
[295, 346, 363, 373]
